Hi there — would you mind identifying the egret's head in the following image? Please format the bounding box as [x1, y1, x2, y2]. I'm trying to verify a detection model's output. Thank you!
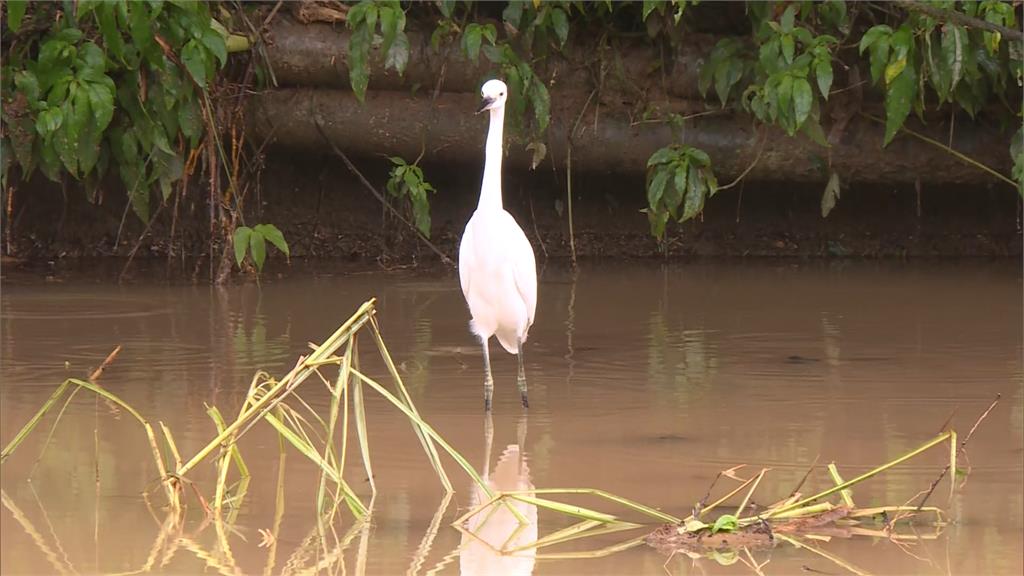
[477, 79, 508, 113]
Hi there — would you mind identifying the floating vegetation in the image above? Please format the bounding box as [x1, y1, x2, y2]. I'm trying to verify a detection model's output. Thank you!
[0, 300, 1001, 575]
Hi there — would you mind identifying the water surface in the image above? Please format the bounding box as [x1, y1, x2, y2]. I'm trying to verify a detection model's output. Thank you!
[2, 261, 1021, 575]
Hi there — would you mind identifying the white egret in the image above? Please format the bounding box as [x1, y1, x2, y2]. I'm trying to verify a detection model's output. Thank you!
[459, 79, 538, 412]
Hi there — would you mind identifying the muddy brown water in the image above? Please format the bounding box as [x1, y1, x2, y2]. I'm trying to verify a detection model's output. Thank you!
[1, 261, 1021, 575]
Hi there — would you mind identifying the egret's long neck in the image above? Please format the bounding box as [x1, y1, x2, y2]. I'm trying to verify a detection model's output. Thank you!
[478, 106, 505, 212]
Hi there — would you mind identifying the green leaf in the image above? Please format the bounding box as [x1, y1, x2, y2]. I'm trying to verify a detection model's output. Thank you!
[859, 25, 892, 54]
[38, 139, 63, 182]
[527, 141, 546, 169]
[6, 0, 28, 32]
[815, 57, 833, 99]
[254, 223, 289, 257]
[201, 26, 228, 67]
[348, 26, 371, 102]
[463, 24, 483, 62]
[781, 34, 795, 64]
[780, 5, 796, 33]
[868, 37, 891, 85]
[386, 32, 410, 74]
[379, 6, 399, 56]
[175, 88, 199, 133]
[793, 27, 814, 47]
[890, 25, 912, 60]
[503, 0, 523, 29]
[127, 178, 150, 222]
[95, 3, 125, 61]
[714, 59, 744, 107]
[128, 2, 158, 65]
[682, 164, 705, 222]
[941, 24, 966, 97]
[647, 146, 677, 167]
[36, 108, 64, 137]
[883, 63, 916, 146]
[642, 0, 660, 21]
[665, 162, 686, 219]
[439, 0, 455, 19]
[233, 226, 252, 266]
[792, 77, 812, 130]
[776, 74, 794, 129]
[78, 42, 106, 74]
[481, 23, 497, 44]
[412, 199, 431, 237]
[711, 514, 738, 535]
[529, 78, 551, 134]
[703, 167, 718, 197]
[249, 230, 267, 271]
[648, 207, 669, 239]
[364, 3, 378, 32]
[14, 71, 40, 103]
[403, 166, 421, 192]
[85, 81, 115, 132]
[181, 40, 208, 87]
[821, 171, 840, 217]
[884, 57, 907, 86]
[687, 147, 711, 167]
[647, 167, 670, 209]
[551, 8, 569, 47]
[347, 1, 368, 26]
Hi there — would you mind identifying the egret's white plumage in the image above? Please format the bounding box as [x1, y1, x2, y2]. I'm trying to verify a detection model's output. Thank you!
[459, 79, 538, 411]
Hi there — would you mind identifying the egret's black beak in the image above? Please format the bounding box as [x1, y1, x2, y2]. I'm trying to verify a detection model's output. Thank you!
[476, 96, 495, 114]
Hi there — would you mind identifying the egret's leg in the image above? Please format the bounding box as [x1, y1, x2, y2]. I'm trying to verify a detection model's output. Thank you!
[482, 337, 494, 412]
[516, 337, 529, 409]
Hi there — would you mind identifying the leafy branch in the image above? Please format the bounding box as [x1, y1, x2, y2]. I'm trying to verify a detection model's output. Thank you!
[1, 1, 233, 222]
[345, 0, 410, 102]
[644, 145, 718, 240]
[233, 224, 289, 273]
[385, 156, 436, 237]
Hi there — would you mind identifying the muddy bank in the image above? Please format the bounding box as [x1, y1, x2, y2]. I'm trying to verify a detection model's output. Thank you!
[2, 146, 1020, 278]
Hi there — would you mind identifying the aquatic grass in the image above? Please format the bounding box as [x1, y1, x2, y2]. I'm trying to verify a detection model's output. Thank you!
[1, 298, 488, 527]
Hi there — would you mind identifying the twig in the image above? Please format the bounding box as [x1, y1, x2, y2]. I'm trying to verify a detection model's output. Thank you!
[564, 88, 596, 269]
[913, 394, 1001, 513]
[898, 1, 1024, 41]
[119, 202, 166, 283]
[311, 110, 455, 268]
[527, 188, 548, 260]
[789, 456, 820, 498]
[566, 145, 577, 267]
[717, 128, 768, 192]
[261, 0, 285, 29]
[88, 346, 123, 382]
[859, 112, 1017, 188]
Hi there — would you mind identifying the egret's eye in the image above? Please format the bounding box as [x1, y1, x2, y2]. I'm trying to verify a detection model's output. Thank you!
[499, 92, 505, 96]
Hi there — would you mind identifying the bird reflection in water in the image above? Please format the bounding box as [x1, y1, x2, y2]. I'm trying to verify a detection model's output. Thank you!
[459, 415, 537, 576]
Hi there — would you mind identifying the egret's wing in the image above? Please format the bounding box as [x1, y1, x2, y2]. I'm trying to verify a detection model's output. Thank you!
[458, 219, 474, 298]
[507, 215, 538, 328]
